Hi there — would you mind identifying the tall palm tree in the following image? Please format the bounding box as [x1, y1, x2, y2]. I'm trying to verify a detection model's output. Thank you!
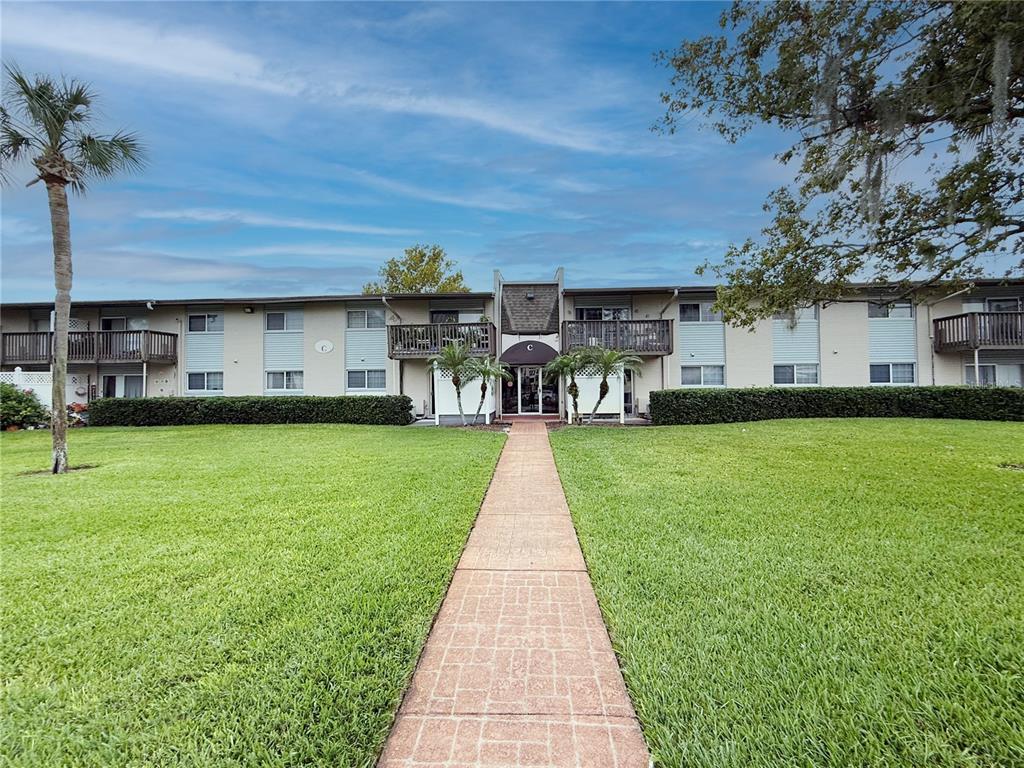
[469, 357, 512, 425]
[1, 65, 144, 473]
[583, 347, 642, 425]
[429, 341, 479, 426]
[544, 351, 585, 425]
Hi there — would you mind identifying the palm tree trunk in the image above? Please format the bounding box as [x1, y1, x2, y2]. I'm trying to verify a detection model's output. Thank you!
[568, 377, 580, 425]
[46, 180, 72, 474]
[452, 374, 467, 426]
[473, 380, 487, 425]
[589, 377, 609, 425]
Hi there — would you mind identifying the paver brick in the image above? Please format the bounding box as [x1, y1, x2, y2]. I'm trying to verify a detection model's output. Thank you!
[379, 423, 649, 767]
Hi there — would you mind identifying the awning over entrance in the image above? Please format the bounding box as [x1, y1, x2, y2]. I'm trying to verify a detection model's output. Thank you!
[499, 340, 558, 365]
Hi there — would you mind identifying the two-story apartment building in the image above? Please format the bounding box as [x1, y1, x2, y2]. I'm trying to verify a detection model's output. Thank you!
[2, 270, 1022, 422]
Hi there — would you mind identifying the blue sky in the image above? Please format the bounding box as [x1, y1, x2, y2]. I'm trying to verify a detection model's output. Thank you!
[1, 1, 793, 301]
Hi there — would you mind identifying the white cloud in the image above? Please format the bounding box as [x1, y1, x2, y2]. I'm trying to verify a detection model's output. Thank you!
[3, 5, 626, 154]
[341, 87, 614, 154]
[231, 243, 400, 260]
[135, 208, 417, 236]
[3, 4, 297, 95]
[334, 165, 540, 212]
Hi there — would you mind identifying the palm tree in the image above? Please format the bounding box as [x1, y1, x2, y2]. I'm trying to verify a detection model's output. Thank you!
[583, 347, 641, 425]
[429, 341, 479, 426]
[544, 351, 585, 425]
[2, 65, 144, 473]
[469, 357, 512, 425]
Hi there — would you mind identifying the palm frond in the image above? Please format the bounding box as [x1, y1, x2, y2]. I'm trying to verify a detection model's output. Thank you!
[75, 131, 146, 178]
[3, 64, 87, 150]
[0, 105, 38, 184]
[428, 341, 479, 382]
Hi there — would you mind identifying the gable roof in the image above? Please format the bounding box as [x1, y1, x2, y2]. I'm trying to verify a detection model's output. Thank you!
[500, 283, 559, 334]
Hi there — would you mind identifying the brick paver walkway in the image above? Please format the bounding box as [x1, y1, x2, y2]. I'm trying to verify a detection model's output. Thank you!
[379, 422, 650, 768]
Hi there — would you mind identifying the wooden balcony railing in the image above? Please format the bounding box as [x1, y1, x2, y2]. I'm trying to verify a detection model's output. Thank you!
[561, 319, 672, 355]
[388, 322, 496, 359]
[933, 312, 1024, 352]
[1, 331, 178, 365]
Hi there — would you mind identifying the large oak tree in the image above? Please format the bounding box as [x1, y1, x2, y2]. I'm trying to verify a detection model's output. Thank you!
[658, 0, 1023, 324]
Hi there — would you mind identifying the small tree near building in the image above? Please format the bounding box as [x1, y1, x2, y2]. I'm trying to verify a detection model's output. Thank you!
[429, 341, 479, 426]
[363, 244, 470, 294]
[544, 352, 587, 425]
[469, 357, 512, 425]
[583, 348, 642, 424]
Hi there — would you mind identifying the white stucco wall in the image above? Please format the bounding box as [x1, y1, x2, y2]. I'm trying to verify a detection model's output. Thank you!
[820, 302, 870, 386]
[724, 319, 773, 387]
[303, 303, 345, 395]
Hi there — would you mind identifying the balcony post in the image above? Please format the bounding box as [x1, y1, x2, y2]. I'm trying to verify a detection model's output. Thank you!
[141, 331, 150, 362]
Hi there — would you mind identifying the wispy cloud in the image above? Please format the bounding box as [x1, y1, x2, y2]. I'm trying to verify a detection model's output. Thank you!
[334, 165, 540, 212]
[4, 4, 629, 154]
[136, 208, 416, 236]
[340, 88, 615, 154]
[3, 5, 297, 95]
[2, 245, 375, 298]
[231, 243, 401, 260]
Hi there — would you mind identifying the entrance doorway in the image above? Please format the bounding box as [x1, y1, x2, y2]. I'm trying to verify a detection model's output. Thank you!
[501, 366, 558, 415]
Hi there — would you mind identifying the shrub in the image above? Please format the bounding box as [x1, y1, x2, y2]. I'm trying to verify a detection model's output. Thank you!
[649, 386, 1024, 425]
[0, 382, 49, 429]
[89, 395, 414, 427]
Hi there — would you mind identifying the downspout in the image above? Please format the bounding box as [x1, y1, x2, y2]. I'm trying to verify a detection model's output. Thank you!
[144, 300, 154, 397]
[381, 296, 402, 323]
[657, 288, 680, 395]
[176, 317, 184, 396]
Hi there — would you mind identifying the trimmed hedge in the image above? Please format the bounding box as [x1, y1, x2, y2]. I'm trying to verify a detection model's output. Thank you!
[649, 386, 1024, 425]
[88, 395, 414, 427]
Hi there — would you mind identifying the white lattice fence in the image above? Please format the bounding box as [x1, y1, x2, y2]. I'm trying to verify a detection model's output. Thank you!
[2, 370, 53, 410]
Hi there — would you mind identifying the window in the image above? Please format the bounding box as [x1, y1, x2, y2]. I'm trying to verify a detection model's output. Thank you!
[188, 313, 223, 332]
[575, 307, 631, 321]
[987, 297, 1022, 312]
[870, 362, 915, 384]
[681, 365, 724, 386]
[123, 375, 144, 399]
[965, 365, 997, 386]
[868, 301, 913, 319]
[266, 370, 303, 390]
[430, 310, 459, 324]
[187, 371, 223, 391]
[101, 317, 126, 331]
[347, 308, 386, 329]
[679, 302, 722, 323]
[774, 364, 819, 385]
[265, 310, 303, 331]
[347, 369, 386, 389]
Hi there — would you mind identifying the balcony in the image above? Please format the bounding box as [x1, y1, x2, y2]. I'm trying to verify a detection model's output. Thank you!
[933, 312, 1024, 352]
[388, 322, 496, 359]
[561, 319, 672, 356]
[1, 330, 178, 365]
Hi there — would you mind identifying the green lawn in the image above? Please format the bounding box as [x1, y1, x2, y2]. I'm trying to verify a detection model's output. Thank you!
[550, 419, 1023, 768]
[1, 424, 504, 767]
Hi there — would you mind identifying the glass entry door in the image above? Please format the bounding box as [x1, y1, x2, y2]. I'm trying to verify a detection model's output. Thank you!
[519, 367, 541, 413]
[508, 366, 558, 415]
